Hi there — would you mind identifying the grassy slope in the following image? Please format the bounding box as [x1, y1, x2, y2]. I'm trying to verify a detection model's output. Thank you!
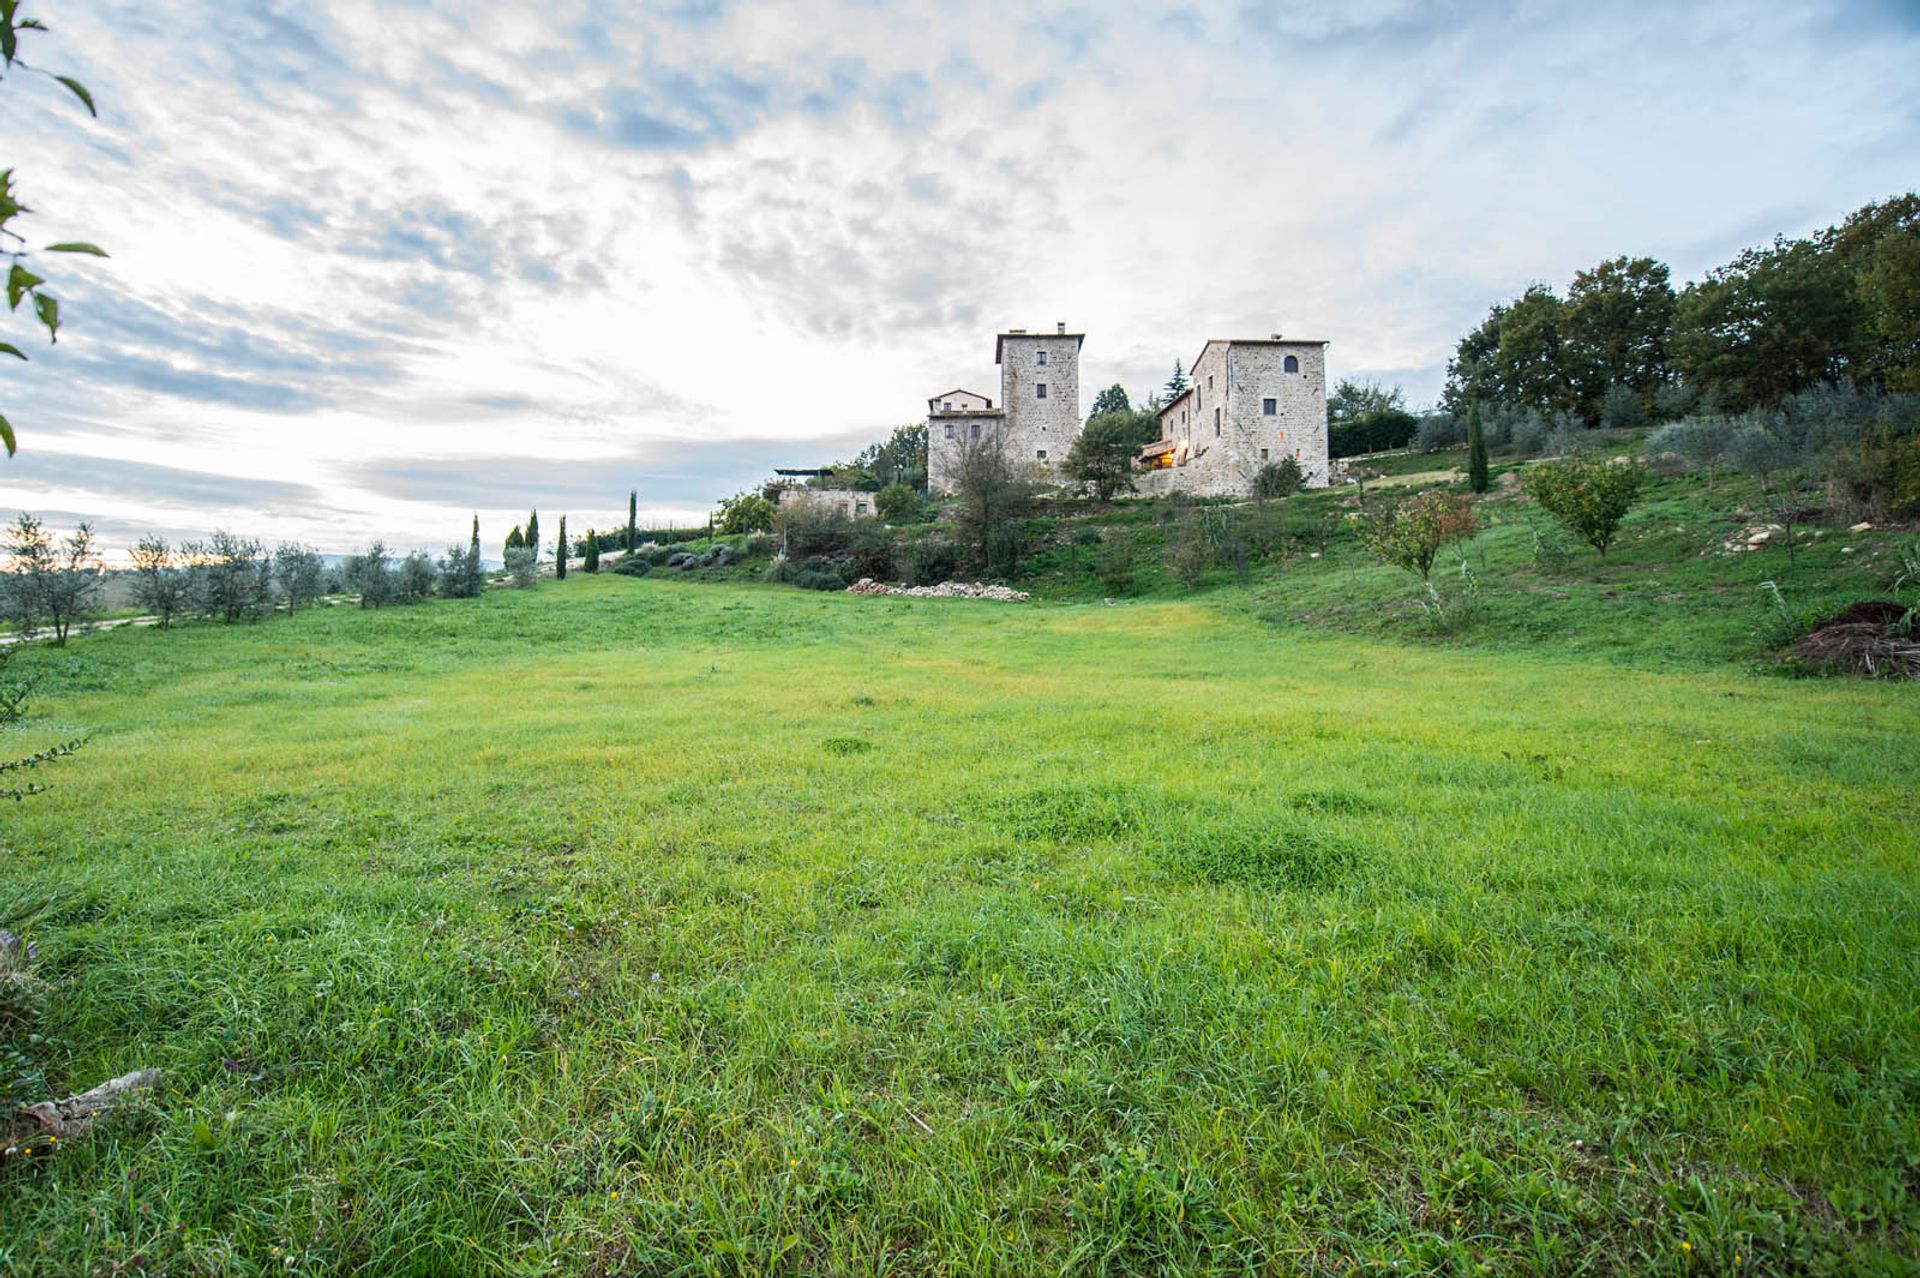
[1019, 455, 1915, 673]
[1, 576, 1917, 1274]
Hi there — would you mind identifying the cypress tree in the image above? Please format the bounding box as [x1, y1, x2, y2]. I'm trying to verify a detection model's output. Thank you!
[1467, 402, 1490, 494]
[555, 515, 568, 579]
[584, 529, 600, 573]
[505, 525, 523, 552]
[627, 490, 637, 553]
[467, 515, 484, 593]
[525, 511, 540, 558]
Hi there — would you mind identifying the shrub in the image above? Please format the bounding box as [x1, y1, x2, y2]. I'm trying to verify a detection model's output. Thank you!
[1413, 412, 1464, 454]
[1508, 409, 1551, 457]
[1360, 490, 1478, 580]
[1645, 416, 1735, 486]
[1067, 412, 1145, 499]
[343, 542, 396, 608]
[1598, 383, 1646, 430]
[1828, 434, 1920, 521]
[1466, 404, 1489, 493]
[904, 537, 959, 586]
[1095, 532, 1139, 596]
[716, 491, 776, 535]
[873, 482, 922, 523]
[504, 546, 539, 588]
[610, 553, 651, 578]
[395, 551, 437, 603]
[847, 521, 899, 580]
[185, 530, 273, 623]
[774, 503, 853, 559]
[1523, 454, 1646, 556]
[1253, 457, 1306, 501]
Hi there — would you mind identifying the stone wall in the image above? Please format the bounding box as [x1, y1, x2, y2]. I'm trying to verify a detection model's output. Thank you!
[775, 487, 878, 519]
[927, 410, 1007, 493]
[1148, 339, 1329, 495]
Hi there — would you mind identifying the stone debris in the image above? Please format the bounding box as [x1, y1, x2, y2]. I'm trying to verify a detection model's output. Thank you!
[1850, 521, 1875, 533]
[1716, 524, 1783, 553]
[847, 577, 1031, 602]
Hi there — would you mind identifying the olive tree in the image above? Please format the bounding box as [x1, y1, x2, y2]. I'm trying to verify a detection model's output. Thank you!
[2, 513, 101, 645]
[129, 535, 190, 628]
[1523, 455, 1646, 556]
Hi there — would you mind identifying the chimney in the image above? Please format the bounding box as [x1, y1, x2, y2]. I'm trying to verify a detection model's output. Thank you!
[1057, 321, 1066, 334]
[1009, 327, 1026, 334]
[1271, 332, 1284, 340]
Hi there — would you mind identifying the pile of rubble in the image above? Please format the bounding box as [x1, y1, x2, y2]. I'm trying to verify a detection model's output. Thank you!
[847, 577, 1031, 602]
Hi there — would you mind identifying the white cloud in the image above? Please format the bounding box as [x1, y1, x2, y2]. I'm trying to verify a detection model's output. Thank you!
[3, 0, 1916, 553]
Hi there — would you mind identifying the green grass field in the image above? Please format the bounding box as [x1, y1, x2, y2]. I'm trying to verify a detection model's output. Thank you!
[2, 574, 1917, 1274]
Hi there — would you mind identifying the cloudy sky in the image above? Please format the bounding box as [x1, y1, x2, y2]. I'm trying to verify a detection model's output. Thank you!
[4, 0, 1917, 555]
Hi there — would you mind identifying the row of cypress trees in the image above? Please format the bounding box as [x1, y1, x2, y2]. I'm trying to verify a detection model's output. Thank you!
[497, 490, 640, 580]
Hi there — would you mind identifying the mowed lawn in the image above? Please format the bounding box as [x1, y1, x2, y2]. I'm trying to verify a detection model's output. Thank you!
[2, 577, 1917, 1275]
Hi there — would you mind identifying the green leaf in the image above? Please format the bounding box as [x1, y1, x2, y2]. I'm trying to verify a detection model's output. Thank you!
[5, 263, 43, 309]
[54, 76, 96, 117]
[44, 241, 108, 257]
[33, 291, 57, 342]
[0, 17, 15, 69]
[0, 341, 25, 359]
[0, 412, 13, 458]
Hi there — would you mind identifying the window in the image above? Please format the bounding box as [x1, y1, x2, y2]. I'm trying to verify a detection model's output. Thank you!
[943, 423, 954, 439]
[970, 423, 981, 440]
[856, 502, 868, 515]
[1262, 397, 1277, 416]
[1283, 355, 1299, 373]
[1214, 407, 1221, 435]
[1260, 447, 1270, 461]
[1036, 449, 1047, 460]
[1036, 383, 1048, 399]
[1207, 375, 1213, 390]
[1037, 350, 1047, 365]
[942, 400, 952, 411]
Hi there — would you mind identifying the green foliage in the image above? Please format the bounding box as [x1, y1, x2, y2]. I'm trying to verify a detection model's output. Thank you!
[503, 546, 539, 588]
[1523, 454, 1646, 556]
[1094, 531, 1138, 596]
[342, 542, 395, 609]
[1252, 456, 1305, 501]
[524, 511, 540, 559]
[129, 535, 189, 628]
[582, 529, 600, 573]
[1828, 433, 1920, 521]
[395, 551, 436, 604]
[0, 643, 83, 801]
[0, 7, 103, 457]
[1359, 490, 1478, 580]
[504, 525, 523, 554]
[1565, 256, 1674, 419]
[627, 491, 638, 559]
[950, 436, 1035, 576]
[904, 536, 959, 586]
[274, 542, 327, 610]
[185, 530, 273, 623]
[1327, 380, 1419, 457]
[609, 552, 651, 578]
[1466, 403, 1489, 493]
[2, 513, 100, 644]
[1163, 359, 1189, 399]
[872, 482, 922, 523]
[1066, 412, 1144, 500]
[1088, 383, 1131, 418]
[555, 515, 567, 580]
[716, 491, 776, 535]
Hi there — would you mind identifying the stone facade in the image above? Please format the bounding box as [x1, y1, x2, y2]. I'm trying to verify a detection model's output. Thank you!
[928, 324, 1083, 493]
[1142, 338, 1330, 495]
[772, 486, 878, 519]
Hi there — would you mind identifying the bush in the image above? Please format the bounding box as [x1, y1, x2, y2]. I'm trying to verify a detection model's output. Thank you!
[1598, 383, 1647, 430]
[1328, 407, 1419, 458]
[395, 551, 437, 603]
[1360, 490, 1478, 580]
[610, 553, 652, 578]
[1413, 413, 1463, 454]
[904, 537, 960, 586]
[504, 546, 539, 588]
[1523, 455, 1646, 556]
[774, 503, 853, 559]
[716, 491, 776, 535]
[342, 542, 396, 609]
[1645, 416, 1735, 485]
[873, 482, 923, 523]
[1252, 457, 1306, 500]
[1828, 434, 1920, 522]
[1095, 532, 1139, 596]
[847, 521, 900, 580]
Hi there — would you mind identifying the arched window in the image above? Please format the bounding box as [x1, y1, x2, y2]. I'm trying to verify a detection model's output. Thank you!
[1283, 355, 1299, 374]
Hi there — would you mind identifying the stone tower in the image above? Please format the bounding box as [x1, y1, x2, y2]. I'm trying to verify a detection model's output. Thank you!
[995, 322, 1083, 476]
[928, 322, 1084, 493]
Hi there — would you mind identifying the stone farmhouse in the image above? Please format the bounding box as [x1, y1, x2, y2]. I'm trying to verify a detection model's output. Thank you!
[927, 323, 1084, 493]
[1140, 337, 1331, 495]
[925, 325, 1329, 497]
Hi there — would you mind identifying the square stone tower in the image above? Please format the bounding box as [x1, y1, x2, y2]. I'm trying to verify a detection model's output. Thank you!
[996, 323, 1083, 475]
[928, 322, 1084, 492]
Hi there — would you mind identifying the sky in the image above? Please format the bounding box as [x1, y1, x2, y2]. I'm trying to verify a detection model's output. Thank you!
[4, 0, 1918, 556]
